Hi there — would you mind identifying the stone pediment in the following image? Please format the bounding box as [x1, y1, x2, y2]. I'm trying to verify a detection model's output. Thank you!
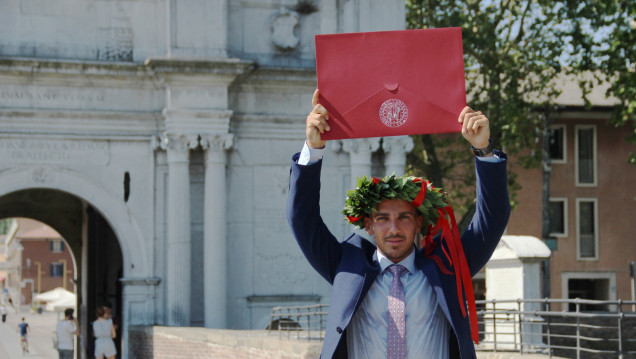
[490, 235, 551, 261]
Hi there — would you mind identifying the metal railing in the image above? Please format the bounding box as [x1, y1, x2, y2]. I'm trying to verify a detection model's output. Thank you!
[268, 303, 329, 341]
[268, 298, 636, 358]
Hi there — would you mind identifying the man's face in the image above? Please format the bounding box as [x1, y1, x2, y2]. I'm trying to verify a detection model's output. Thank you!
[364, 199, 423, 263]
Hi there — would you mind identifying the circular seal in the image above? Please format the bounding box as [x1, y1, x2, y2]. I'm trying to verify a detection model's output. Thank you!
[379, 99, 408, 128]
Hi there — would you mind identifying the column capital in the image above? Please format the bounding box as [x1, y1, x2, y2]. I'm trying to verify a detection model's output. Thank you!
[341, 138, 381, 155]
[383, 136, 414, 177]
[328, 140, 343, 153]
[382, 136, 414, 154]
[201, 133, 234, 153]
[202, 133, 234, 164]
[160, 132, 198, 158]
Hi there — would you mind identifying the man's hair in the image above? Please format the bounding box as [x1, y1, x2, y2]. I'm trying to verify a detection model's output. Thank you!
[96, 307, 105, 317]
[64, 308, 74, 318]
[103, 300, 112, 309]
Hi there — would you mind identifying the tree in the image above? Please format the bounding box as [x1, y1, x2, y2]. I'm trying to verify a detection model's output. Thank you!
[0, 218, 11, 235]
[405, 0, 635, 229]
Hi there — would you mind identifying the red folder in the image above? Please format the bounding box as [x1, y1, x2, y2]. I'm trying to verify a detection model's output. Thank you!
[315, 28, 466, 140]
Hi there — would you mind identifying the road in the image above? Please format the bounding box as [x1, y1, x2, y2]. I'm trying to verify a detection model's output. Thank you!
[0, 307, 60, 359]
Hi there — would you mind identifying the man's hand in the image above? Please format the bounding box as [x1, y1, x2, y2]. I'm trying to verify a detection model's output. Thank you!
[458, 106, 490, 150]
[306, 89, 330, 149]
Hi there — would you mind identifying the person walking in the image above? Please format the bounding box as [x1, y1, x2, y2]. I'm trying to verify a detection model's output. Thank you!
[93, 307, 116, 359]
[1, 304, 7, 323]
[57, 308, 79, 359]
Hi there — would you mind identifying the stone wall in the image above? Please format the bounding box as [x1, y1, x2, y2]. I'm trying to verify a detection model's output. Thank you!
[128, 326, 322, 359]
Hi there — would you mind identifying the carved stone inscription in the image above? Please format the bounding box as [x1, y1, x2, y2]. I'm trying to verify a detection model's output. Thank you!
[0, 138, 110, 165]
[0, 87, 106, 108]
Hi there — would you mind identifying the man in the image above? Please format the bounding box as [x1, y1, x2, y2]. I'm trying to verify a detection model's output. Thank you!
[1, 303, 6, 323]
[18, 317, 29, 353]
[287, 90, 510, 359]
[57, 308, 79, 359]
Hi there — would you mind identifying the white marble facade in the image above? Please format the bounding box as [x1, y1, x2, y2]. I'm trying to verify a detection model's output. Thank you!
[0, 0, 408, 357]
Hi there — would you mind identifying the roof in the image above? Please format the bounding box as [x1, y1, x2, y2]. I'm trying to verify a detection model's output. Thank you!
[18, 224, 62, 240]
[490, 235, 551, 260]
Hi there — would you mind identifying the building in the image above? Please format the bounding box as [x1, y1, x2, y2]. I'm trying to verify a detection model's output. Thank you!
[506, 76, 636, 310]
[0, 1, 409, 358]
[16, 218, 76, 306]
[0, 219, 20, 306]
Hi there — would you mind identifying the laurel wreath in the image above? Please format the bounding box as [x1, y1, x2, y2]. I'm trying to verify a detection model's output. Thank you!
[342, 174, 450, 234]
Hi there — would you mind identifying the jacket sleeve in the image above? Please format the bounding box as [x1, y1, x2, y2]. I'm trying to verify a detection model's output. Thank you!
[286, 153, 342, 284]
[461, 150, 511, 276]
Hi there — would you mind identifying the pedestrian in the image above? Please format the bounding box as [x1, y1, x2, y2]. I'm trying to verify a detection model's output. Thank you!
[286, 89, 510, 358]
[57, 308, 79, 359]
[93, 307, 116, 359]
[102, 301, 120, 359]
[1, 304, 6, 323]
[18, 317, 29, 353]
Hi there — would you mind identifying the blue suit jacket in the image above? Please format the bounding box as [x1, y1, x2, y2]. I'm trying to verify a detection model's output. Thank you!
[287, 151, 510, 359]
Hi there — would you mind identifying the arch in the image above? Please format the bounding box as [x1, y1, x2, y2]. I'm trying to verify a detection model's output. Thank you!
[0, 165, 148, 276]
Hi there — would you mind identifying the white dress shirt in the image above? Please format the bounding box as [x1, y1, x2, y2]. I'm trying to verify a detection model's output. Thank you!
[346, 249, 450, 359]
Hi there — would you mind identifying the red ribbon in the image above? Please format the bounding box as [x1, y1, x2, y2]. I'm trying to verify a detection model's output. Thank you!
[410, 179, 429, 208]
[346, 215, 363, 223]
[421, 206, 480, 344]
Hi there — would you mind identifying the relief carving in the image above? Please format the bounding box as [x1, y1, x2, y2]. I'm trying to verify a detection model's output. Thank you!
[32, 167, 56, 184]
[271, 8, 300, 50]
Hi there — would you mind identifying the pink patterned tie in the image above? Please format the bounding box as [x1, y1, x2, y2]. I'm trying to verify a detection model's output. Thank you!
[387, 264, 407, 359]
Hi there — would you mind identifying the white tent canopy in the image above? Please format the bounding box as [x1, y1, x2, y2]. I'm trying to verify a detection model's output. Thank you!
[34, 287, 76, 311]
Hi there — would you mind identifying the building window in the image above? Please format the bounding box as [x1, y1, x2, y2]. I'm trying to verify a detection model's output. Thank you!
[549, 125, 566, 163]
[575, 125, 597, 186]
[50, 240, 65, 253]
[549, 198, 568, 237]
[50, 263, 64, 277]
[577, 198, 598, 260]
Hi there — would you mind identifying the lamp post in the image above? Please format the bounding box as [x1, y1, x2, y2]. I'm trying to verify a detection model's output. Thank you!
[34, 261, 42, 294]
[60, 259, 67, 290]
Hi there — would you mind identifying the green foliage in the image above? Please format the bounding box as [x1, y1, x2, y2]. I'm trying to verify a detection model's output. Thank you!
[0, 218, 11, 235]
[405, 0, 636, 219]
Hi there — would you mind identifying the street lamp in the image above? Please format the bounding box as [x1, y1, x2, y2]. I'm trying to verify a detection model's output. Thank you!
[34, 261, 41, 294]
[60, 259, 67, 290]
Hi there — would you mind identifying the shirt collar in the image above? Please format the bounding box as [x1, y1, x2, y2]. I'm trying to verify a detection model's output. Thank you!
[375, 247, 416, 275]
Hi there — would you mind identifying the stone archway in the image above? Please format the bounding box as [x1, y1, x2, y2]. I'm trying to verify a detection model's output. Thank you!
[0, 165, 151, 359]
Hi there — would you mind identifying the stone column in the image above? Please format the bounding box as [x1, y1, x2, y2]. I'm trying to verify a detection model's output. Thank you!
[383, 136, 414, 176]
[162, 132, 197, 326]
[201, 133, 233, 328]
[342, 138, 381, 189]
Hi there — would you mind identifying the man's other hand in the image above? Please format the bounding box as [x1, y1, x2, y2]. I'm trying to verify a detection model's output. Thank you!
[306, 89, 330, 149]
[458, 106, 490, 150]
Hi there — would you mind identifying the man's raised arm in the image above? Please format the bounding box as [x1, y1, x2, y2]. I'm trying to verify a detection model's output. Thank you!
[286, 89, 341, 284]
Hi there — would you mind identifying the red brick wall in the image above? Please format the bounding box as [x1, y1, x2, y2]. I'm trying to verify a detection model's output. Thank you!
[21, 239, 75, 304]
